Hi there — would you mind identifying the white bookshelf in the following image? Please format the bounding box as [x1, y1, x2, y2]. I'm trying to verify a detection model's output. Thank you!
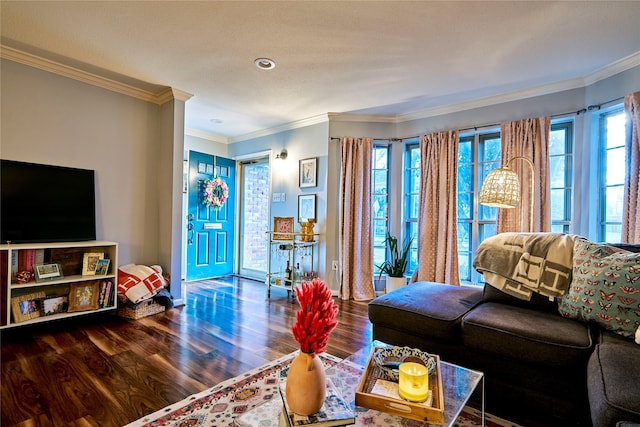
[0, 240, 118, 328]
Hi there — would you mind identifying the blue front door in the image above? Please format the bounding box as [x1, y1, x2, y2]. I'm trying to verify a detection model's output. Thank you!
[186, 151, 235, 281]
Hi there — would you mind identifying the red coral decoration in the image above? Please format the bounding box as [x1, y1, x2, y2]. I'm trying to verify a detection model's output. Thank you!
[291, 279, 339, 354]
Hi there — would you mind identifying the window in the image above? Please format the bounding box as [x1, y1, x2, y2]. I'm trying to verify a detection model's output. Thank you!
[549, 121, 573, 233]
[404, 141, 420, 275]
[372, 144, 390, 273]
[391, 120, 574, 284]
[458, 131, 501, 283]
[599, 107, 626, 242]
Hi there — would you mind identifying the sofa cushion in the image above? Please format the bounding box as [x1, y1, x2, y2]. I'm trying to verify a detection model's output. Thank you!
[558, 239, 640, 339]
[368, 282, 482, 343]
[588, 332, 640, 426]
[462, 302, 594, 367]
[483, 284, 558, 313]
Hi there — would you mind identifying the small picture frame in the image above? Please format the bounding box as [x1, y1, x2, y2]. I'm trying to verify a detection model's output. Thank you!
[273, 216, 294, 241]
[298, 194, 317, 222]
[68, 282, 100, 312]
[42, 296, 68, 316]
[95, 259, 110, 275]
[11, 291, 45, 323]
[82, 253, 104, 276]
[299, 157, 318, 188]
[34, 263, 63, 282]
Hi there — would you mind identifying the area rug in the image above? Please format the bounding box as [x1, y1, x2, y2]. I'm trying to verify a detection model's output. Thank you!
[125, 351, 521, 427]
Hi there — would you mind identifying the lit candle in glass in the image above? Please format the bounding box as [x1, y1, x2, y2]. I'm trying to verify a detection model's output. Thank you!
[398, 362, 429, 402]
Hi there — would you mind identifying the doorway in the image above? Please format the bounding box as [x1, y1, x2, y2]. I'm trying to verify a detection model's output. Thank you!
[185, 151, 236, 281]
[238, 156, 270, 279]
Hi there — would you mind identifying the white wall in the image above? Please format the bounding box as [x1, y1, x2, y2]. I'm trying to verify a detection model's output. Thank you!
[228, 123, 333, 288]
[1, 59, 185, 300]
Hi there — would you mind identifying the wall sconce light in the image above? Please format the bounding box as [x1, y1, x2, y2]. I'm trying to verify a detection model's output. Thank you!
[479, 156, 534, 231]
[276, 148, 288, 160]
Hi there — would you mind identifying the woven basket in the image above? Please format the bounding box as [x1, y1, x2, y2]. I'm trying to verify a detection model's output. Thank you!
[116, 298, 165, 320]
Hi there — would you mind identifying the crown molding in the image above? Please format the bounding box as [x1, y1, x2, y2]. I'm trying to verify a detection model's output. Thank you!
[185, 128, 229, 144]
[398, 77, 587, 123]
[0, 44, 191, 105]
[583, 50, 640, 86]
[156, 87, 194, 104]
[229, 113, 330, 143]
[327, 51, 640, 125]
[327, 112, 398, 123]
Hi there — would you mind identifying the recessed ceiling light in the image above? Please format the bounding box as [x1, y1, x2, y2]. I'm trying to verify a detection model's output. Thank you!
[210, 118, 223, 124]
[254, 58, 276, 70]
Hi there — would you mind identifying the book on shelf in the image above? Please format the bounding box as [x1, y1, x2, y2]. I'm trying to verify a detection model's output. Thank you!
[279, 379, 355, 427]
[98, 280, 114, 308]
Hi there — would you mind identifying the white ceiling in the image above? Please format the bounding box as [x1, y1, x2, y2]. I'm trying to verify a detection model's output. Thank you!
[2, 1, 640, 142]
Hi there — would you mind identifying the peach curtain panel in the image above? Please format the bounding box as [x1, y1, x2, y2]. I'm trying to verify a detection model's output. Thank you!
[339, 137, 375, 300]
[623, 91, 640, 243]
[497, 117, 551, 233]
[416, 131, 460, 285]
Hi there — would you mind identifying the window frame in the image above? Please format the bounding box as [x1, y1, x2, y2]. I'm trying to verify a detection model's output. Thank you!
[403, 140, 420, 276]
[549, 120, 574, 233]
[598, 106, 626, 242]
[372, 143, 391, 274]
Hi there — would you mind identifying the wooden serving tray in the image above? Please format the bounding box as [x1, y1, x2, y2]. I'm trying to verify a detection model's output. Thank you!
[355, 346, 445, 424]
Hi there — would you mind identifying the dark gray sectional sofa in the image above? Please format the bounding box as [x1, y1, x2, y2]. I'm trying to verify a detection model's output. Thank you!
[368, 240, 640, 427]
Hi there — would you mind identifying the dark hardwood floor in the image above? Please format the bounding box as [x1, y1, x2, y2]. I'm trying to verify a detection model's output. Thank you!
[0, 276, 372, 427]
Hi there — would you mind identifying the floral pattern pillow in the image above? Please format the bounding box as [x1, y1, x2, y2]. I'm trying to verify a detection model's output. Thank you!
[558, 239, 640, 339]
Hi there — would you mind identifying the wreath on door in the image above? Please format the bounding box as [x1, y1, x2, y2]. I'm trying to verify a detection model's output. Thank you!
[202, 177, 229, 208]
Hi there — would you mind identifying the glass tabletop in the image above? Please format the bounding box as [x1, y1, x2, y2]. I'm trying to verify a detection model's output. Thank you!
[329, 341, 484, 427]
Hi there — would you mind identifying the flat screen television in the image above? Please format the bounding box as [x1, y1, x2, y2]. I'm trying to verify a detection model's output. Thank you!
[1, 160, 97, 244]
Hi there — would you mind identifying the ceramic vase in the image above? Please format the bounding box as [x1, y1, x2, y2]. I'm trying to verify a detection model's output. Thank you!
[285, 351, 326, 415]
[386, 276, 407, 293]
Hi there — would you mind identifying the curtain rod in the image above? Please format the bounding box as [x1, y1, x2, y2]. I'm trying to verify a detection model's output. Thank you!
[330, 96, 625, 142]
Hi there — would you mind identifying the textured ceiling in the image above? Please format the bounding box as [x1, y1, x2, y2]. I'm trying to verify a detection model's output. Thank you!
[2, 1, 640, 142]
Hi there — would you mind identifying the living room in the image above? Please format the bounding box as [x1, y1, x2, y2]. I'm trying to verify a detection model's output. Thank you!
[1, 2, 640, 426]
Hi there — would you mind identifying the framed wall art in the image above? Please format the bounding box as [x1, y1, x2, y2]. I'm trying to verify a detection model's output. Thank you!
[273, 216, 294, 240]
[298, 194, 317, 222]
[299, 157, 318, 188]
[68, 282, 100, 312]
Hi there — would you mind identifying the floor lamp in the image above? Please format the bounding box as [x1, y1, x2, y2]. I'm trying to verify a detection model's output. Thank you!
[479, 156, 535, 231]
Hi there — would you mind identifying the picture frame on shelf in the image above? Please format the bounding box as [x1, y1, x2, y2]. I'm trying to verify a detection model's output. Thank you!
[34, 263, 63, 282]
[68, 282, 100, 312]
[42, 296, 68, 316]
[298, 194, 317, 222]
[299, 157, 318, 188]
[273, 216, 294, 241]
[82, 252, 104, 276]
[95, 259, 110, 275]
[11, 291, 45, 323]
